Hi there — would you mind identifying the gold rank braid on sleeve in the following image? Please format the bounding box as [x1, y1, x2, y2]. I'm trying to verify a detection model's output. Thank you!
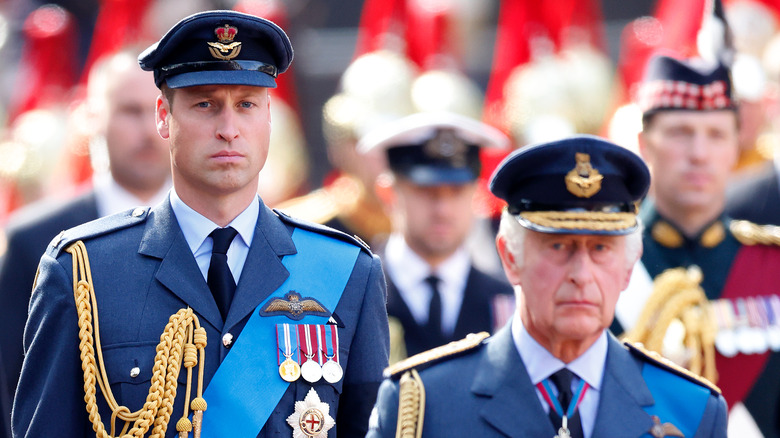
[622, 267, 718, 384]
[66, 241, 209, 438]
[396, 369, 425, 438]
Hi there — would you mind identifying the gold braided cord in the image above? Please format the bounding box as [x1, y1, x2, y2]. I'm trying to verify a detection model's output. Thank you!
[623, 267, 718, 384]
[519, 211, 637, 232]
[66, 241, 207, 438]
[730, 220, 780, 246]
[395, 369, 425, 438]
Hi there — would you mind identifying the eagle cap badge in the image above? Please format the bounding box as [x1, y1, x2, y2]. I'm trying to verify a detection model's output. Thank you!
[208, 24, 242, 60]
[565, 152, 603, 198]
[259, 291, 330, 320]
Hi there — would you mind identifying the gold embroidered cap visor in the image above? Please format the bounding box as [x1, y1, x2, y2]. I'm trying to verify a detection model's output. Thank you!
[138, 10, 293, 89]
[489, 135, 650, 235]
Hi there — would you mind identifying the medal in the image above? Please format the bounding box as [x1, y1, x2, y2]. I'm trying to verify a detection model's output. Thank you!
[300, 325, 323, 383]
[286, 387, 335, 438]
[280, 357, 301, 382]
[536, 373, 588, 438]
[278, 323, 301, 382]
[555, 416, 571, 438]
[747, 297, 769, 354]
[714, 300, 738, 358]
[734, 298, 756, 355]
[320, 325, 343, 383]
[766, 296, 780, 352]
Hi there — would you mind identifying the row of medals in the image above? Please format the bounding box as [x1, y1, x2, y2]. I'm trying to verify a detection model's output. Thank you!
[280, 354, 343, 384]
[712, 295, 780, 357]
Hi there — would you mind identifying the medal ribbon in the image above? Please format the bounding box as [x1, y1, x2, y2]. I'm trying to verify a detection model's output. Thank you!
[536, 375, 589, 418]
[299, 324, 317, 363]
[276, 323, 299, 364]
[315, 325, 324, 365]
[321, 324, 339, 363]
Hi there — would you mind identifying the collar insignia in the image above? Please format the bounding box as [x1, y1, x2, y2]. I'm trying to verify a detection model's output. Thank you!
[208, 24, 242, 60]
[287, 387, 335, 438]
[424, 128, 467, 167]
[259, 291, 330, 321]
[649, 415, 684, 438]
[565, 152, 603, 198]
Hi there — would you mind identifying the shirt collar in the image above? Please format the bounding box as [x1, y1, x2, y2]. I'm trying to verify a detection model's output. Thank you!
[512, 318, 607, 390]
[385, 232, 470, 289]
[93, 173, 171, 217]
[170, 188, 259, 255]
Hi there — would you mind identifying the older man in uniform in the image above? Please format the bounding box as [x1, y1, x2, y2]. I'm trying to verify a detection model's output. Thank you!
[614, 54, 780, 437]
[358, 112, 515, 363]
[367, 136, 728, 438]
[13, 10, 389, 438]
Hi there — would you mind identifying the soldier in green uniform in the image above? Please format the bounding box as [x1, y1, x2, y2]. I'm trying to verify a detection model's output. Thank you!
[613, 54, 780, 437]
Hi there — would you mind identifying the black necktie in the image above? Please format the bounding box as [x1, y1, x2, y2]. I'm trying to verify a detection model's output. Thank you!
[548, 368, 584, 438]
[424, 275, 443, 340]
[208, 227, 238, 321]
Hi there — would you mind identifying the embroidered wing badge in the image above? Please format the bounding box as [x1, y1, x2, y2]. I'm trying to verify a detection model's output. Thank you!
[260, 291, 330, 320]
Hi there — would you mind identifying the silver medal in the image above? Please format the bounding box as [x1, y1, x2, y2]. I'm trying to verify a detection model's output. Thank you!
[301, 358, 323, 383]
[322, 359, 343, 384]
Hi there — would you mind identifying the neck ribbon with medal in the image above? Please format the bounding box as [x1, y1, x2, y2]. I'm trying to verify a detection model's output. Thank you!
[536, 376, 589, 438]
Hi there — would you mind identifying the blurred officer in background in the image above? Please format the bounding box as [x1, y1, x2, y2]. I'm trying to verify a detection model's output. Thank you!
[13, 10, 388, 438]
[0, 48, 170, 437]
[368, 135, 727, 438]
[616, 53, 780, 437]
[359, 111, 515, 363]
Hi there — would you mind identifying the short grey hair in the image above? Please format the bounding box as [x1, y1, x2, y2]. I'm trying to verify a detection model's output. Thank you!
[497, 210, 643, 269]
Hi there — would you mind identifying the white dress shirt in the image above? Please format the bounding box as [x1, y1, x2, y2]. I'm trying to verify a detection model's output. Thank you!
[384, 233, 470, 335]
[93, 173, 171, 217]
[170, 189, 258, 284]
[512, 319, 608, 438]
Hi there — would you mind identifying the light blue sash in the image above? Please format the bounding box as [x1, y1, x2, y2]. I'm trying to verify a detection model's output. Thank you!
[641, 363, 710, 437]
[199, 228, 360, 437]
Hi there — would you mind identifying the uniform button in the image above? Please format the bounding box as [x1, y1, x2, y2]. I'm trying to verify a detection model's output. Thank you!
[130, 367, 140, 378]
[222, 333, 234, 348]
[132, 207, 146, 217]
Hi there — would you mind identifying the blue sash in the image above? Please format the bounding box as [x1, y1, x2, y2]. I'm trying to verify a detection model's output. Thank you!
[641, 363, 710, 437]
[199, 228, 360, 437]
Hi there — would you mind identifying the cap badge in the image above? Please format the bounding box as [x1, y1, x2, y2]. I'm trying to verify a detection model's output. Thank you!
[259, 291, 330, 321]
[287, 387, 336, 438]
[208, 24, 242, 60]
[424, 128, 467, 167]
[565, 152, 603, 198]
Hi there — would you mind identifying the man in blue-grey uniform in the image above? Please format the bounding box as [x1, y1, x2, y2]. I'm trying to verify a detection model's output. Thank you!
[13, 10, 389, 438]
[367, 135, 728, 438]
[357, 112, 515, 364]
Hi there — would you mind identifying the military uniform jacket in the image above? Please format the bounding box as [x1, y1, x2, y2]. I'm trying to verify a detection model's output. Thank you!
[367, 326, 728, 438]
[12, 197, 390, 438]
[634, 204, 780, 438]
[386, 267, 513, 358]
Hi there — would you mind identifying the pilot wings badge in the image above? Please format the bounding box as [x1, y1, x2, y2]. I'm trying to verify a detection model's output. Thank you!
[260, 291, 330, 320]
[565, 152, 603, 198]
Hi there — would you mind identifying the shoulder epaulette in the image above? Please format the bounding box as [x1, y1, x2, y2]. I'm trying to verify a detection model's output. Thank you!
[274, 188, 341, 225]
[625, 342, 721, 395]
[384, 332, 489, 378]
[47, 206, 150, 257]
[274, 208, 371, 254]
[730, 220, 780, 247]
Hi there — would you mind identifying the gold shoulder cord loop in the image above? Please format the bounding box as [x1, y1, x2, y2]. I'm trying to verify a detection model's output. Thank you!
[67, 241, 208, 438]
[395, 369, 425, 438]
[623, 267, 718, 384]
